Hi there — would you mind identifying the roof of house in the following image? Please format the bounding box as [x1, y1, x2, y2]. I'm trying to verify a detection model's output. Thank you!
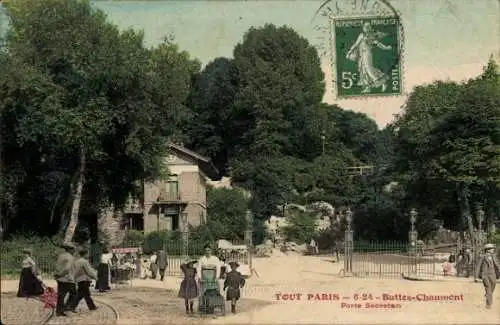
[168, 143, 221, 181]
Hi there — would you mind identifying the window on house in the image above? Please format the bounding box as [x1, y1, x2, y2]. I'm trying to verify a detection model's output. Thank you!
[122, 214, 144, 231]
[166, 175, 178, 193]
[164, 205, 180, 230]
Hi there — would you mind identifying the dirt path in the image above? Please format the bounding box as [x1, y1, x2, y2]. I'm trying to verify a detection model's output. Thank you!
[2, 255, 499, 324]
[96, 287, 270, 325]
[1, 293, 52, 325]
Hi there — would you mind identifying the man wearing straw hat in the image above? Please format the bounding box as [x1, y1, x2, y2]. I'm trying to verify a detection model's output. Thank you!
[54, 242, 77, 317]
[475, 243, 500, 309]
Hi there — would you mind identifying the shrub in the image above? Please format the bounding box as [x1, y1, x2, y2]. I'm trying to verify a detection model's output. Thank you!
[137, 230, 208, 256]
[1, 235, 62, 278]
[280, 211, 317, 244]
[316, 228, 338, 250]
[122, 230, 145, 247]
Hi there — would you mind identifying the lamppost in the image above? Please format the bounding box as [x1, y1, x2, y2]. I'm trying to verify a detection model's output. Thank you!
[245, 210, 254, 269]
[182, 212, 189, 260]
[409, 208, 418, 249]
[344, 208, 354, 276]
[242, 190, 254, 269]
[477, 206, 485, 243]
[408, 208, 418, 273]
[473, 206, 486, 279]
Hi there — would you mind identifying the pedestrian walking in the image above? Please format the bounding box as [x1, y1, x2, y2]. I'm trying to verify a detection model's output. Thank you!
[67, 248, 98, 312]
[96, 248, 112, 292]
[54, 243, 77, 317]
[157, 249, 168, 281]
[310, 239, 319, 255]
[149, 251, 158, 279]
[223, 261, 245, 314]
[475, 243, 500, 309]
[17, 248, 44, 298]
[178, 260, 198, 315]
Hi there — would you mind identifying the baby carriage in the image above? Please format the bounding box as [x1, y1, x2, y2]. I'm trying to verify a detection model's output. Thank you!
[40, 285, 57, 309]
[22, 282, 57, 310]
[198, 265, 225, 316]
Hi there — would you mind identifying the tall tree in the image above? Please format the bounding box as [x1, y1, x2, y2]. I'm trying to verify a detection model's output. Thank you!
[231, 24, 325, 159]
[393, 58, 500, 238]
[186, 57, 237, 174]
[1, 0, 199, 241]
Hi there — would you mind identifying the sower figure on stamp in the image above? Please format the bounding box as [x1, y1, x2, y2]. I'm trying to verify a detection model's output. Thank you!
[475, 243, 500, 309]
[68, 248, 98, 312]
[346, 22, 392, 94]
[223, 261, 246, 314]
[54, 243, 77, 317]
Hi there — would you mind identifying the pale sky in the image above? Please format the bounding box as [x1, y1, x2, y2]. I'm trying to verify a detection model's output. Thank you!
[91, 1, 498, 126]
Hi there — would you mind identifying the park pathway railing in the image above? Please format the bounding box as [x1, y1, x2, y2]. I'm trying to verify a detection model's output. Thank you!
[348, 241, 447, 278]
[89, 238, 251, 277]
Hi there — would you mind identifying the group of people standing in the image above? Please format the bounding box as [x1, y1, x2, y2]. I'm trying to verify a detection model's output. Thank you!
[441, 243, 500, 309]
[147, 250, 169, 281]
[17, 243, 246, 317]
[178, 245, 246, 315]
[17, 243, 107, 317]
[53, 243, 98, 316]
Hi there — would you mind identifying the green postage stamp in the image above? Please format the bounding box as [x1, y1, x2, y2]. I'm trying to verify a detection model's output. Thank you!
[333, 17, 402, 98]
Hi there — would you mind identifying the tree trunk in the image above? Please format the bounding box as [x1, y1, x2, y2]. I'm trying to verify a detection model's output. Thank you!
[456, 183, 475, 245]
[63, 148, 86, 243]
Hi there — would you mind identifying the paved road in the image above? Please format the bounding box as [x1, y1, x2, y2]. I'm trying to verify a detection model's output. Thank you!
[0, 292, 117, 325]
[1, 293, 52, 325]
[45, 301, 116, 325]
[2, 255, 499, 324]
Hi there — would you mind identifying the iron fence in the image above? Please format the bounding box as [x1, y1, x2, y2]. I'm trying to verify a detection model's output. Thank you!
[348, 241, 448, 278]
[1, 236, 251, 279]
[89, 237, 251, 277]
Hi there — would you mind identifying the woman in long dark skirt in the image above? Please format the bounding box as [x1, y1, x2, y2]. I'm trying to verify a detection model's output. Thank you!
[96, 248, 112, 292]
[178, 260, 198, 315]
[17, 248, 44, 298]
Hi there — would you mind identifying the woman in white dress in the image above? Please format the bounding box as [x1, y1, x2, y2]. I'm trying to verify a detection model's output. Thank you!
[346, 22, 392, 93]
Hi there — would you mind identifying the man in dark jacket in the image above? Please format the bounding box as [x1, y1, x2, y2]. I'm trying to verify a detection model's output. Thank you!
[67, 248, 98, 312]
[223, 261, 245, 314]
[54, 243, 77, 317]
[475, 243, 500, 309]
[157, 250, 168, 281]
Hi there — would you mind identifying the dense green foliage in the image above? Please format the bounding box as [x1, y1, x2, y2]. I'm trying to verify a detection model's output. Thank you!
[280, 211, 318, 244]
[1, 0, 498, 250]
[1, 0, 198, 238]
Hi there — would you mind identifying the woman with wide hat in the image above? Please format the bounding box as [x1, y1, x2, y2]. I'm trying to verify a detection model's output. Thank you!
[178, 259, 199, 315]
[17, 248, 44, 297]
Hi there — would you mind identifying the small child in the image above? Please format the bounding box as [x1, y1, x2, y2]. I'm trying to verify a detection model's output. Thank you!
[442, 254, 456, 276]
[178, 260, 198, 315]
[223, 261, 245, 313]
